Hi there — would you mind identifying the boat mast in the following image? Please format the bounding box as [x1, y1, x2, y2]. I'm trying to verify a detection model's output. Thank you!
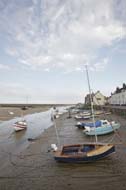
[85, 65, 98, 142]
[51, 109, 60, 147]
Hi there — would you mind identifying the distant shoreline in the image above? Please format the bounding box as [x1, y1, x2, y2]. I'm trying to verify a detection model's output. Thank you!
[0, 104, 72, 121]
[0, 105, 51, 121]
[0, 103, 73, 108]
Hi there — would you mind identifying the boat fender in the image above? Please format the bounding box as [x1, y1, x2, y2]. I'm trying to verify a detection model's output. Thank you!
[111, 121, 115, 124]
[51, 144, 58, 152]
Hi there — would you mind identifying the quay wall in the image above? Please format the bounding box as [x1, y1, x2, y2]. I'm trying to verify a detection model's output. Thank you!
[99, 105, 126, 117]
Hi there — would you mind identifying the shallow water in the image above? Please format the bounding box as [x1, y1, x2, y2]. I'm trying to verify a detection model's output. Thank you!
[0, 106, 68, 154]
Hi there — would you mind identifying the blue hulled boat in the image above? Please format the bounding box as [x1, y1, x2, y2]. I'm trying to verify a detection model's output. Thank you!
[84, 120, 120, 136]
[51, 142, 115, 163]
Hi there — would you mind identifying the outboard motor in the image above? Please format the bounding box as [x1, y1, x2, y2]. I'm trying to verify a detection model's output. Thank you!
[51, 144, 58, 152]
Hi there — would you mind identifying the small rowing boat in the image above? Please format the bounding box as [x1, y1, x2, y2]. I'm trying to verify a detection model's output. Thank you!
[13, 120, 27, 132]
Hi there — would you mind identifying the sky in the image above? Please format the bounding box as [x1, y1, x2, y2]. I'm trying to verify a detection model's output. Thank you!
[0, 0, 126, 104]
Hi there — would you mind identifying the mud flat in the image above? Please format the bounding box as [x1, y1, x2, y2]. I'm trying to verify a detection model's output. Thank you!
[0, 105, 52, 121]
[0, 112, 126, 190]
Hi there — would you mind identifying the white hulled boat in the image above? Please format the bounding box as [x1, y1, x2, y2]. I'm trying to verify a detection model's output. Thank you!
[13, 120, 27, 132]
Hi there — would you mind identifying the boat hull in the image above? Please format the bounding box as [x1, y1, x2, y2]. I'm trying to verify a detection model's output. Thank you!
[13, 120, 27, 132]
[14, 126, 27, 132]
[53, 143, 115, 163]
[84, 123, 120, 136]
[75, 116, 91, 120]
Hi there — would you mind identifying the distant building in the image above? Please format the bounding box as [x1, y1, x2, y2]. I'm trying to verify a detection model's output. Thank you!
[85, 91, 106, 106]
[108, 83, 126, 105]
[76, 103, 84, 109]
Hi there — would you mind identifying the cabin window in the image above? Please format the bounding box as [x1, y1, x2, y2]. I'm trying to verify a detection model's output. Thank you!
[103, 122, 107, 125]
[97, 98, 101, 100]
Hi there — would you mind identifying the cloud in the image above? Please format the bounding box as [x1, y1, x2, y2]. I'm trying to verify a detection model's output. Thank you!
[0, 64, 10, 70]
[93, 58, 109, 71]
[44, 68, 50, 72]
[0, 0, 125, 72]
[5, 47, 19, 57]
[0, 81, 83, 103]
[0, 81, 33, 103]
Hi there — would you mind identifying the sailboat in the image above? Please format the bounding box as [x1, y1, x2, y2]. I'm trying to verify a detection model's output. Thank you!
[51, 65, 116, 163]
[76, 119, 120, 135]
[83, 119, 120, 136]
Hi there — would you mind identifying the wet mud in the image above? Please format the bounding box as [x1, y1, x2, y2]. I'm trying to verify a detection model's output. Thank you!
[0, 111, 126, 190]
